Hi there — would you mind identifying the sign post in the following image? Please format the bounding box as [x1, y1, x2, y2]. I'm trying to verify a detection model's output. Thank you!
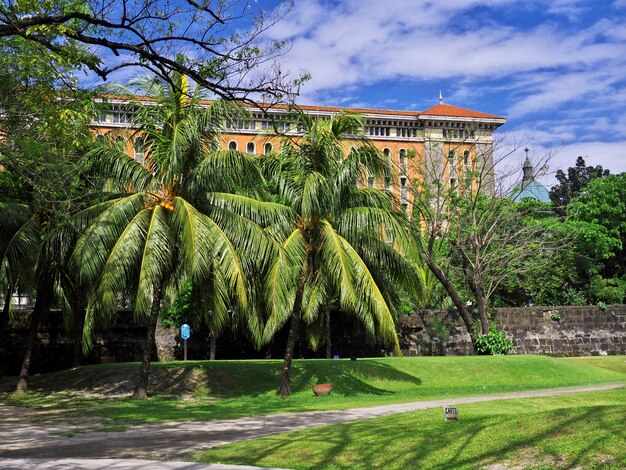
[181, 323, 191, 361]
[444, 406, 458, 421]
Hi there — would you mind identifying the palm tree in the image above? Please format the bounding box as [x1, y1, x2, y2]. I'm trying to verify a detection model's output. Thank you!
[72, 73, 283, 398]
[261, 110, 422, 396]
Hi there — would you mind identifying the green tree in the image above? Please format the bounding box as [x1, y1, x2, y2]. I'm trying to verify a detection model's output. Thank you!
[72, 73, 282, 398]
[568, 173, 626, 277]
[260, 110, 420, 396]
[0, 37, 97, 392]
[0, 0, 300, 104]
[549, 156, 609, 216]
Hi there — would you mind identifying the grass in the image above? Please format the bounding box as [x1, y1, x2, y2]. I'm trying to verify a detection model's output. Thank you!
[195, 388, 626, 470]
[1, 355, 624, 424]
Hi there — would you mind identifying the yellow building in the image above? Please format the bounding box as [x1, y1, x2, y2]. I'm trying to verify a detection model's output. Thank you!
[92, 97, 506, 208]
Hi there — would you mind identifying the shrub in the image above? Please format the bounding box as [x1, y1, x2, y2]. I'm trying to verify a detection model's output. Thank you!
[473, 324, 514, 355]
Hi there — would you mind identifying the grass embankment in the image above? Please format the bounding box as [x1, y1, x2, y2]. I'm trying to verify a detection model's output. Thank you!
[1, 355, 624, 423]
[197, 388, 626, 470]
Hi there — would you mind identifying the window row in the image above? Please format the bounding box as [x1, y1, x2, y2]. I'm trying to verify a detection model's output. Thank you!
[443, 129, 476, 140]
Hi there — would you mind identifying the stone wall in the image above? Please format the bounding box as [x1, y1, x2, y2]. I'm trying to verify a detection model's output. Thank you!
[2, 305, 625, 375]
[400, 304, 626, 356]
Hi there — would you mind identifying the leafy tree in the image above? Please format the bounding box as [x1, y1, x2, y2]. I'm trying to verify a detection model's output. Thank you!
[72, 73, 283, 398]
[260, 110, 421, 396]
[568, 173, 626, 277]
[0, 0, 302, 104]
[408, 148, 560, 351]
[549, 156, 609, 215]
[0, 37, 97, 392]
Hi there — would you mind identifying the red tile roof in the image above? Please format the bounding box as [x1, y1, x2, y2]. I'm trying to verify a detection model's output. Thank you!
[101, 94, 504, 120]
[420, 103, 505, 120]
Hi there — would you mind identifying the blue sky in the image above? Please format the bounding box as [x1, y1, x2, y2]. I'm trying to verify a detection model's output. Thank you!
[259, 0, 626, 183]
[90, 0, 626, 184]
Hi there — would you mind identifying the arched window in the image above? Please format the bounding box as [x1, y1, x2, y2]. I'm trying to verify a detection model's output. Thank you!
[367, 171, 375, 188]
[463, 150, 470, 167]
[116, 136, 126, 152]
[383, 148, 391, 160]
[264, 142, 273, 155]
[246, 142, 255, 155]
[95, 134, 105, 142]
[399, 149, 407, 174]
[134, 138, 145, 164]
[228, 141, 237, 151]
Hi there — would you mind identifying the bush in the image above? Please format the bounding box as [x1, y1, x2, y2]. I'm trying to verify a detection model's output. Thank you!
[473, 324, 514, 355]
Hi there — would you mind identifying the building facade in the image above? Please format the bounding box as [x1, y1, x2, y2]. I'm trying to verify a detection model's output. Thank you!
[92, 98, 506, 209]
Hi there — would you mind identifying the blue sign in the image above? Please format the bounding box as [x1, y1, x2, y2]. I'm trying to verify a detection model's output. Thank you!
[181, 323, 191, 340]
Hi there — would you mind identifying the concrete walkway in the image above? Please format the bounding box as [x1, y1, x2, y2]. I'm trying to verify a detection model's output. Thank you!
[0, 459, 289, 470]
[0, 384, 623, 467]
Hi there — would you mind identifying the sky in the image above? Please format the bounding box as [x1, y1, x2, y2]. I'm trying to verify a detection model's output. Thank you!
[257, 0, 626, 185]
[89, 0, 626, 186]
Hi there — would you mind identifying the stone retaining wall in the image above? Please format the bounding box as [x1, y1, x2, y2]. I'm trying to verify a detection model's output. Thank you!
[1, 305, 625, 375]
[400, 304, 626, 356]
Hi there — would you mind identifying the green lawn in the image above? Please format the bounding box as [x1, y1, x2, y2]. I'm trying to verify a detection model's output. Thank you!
[2, 355, 624, 423]
[196, 388, 626, 470]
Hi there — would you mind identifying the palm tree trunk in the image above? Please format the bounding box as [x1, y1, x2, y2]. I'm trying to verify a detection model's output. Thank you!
[15, 270, 52, 393]
[71, 293, 87, 368]
[277, 255, 313, 397]
[277, 309, 301, 397]
[131, 282, 163, 400]
[1, 281, 14, 336]
[325, 304, 332, 359]
[209, 331, 217, 360]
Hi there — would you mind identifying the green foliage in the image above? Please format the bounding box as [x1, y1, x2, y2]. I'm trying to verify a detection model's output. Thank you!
[549, 156, 610, 215]
[550, 312, 561, 321]
[473, 324, 513, 355]
[597, 301, 607, 312]
[591, 276, 626, 305]
[159, 282, 193, 328]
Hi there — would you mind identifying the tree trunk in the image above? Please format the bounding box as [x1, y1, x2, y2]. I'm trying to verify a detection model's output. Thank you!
[325, 304, 332, 359]
[1, 281, 14, 331]
[277, 309, 301, 397]
[15, 269, 52, 394]
[71, 292, 87, 368]
[209, 331, 217, 360]
[423, 256, 483, 350]
[131, 282, 163, 400]
[475, 289, 490, 335]
[277, 261, 310, 397]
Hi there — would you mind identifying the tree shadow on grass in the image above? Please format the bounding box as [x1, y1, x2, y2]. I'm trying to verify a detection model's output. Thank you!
[202, 359, 422, 398]
[233, 406, 626, 470]
[202, 403, 625, 469]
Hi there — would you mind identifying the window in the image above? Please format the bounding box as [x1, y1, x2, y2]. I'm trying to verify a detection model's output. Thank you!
[264, 142, 273, 155]
[116, 136, 126, 148]
[399, 149, 407, 174]
[400, 175, 407, 187]
[246, 142, 255, 155]
[463, 150, 470, 167]
[134, 138, 145, 164]
[384, 175, 392, 190]
[95, 134, 105, 142]
[367, 173, 375, 188]
[228, 141, 237, 151]
[383, 148, 391, 160]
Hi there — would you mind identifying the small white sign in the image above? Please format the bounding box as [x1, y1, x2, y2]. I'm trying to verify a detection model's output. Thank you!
[444, 406, 458, 421]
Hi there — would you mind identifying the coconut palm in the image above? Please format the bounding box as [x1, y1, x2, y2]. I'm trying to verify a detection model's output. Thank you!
[72, 73, 284, 398]
[261, 110, 423, 396]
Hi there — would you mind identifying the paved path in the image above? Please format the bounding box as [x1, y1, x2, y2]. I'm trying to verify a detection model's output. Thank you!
[0, 459, 289, 470]
[0, 384, 623, 467]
